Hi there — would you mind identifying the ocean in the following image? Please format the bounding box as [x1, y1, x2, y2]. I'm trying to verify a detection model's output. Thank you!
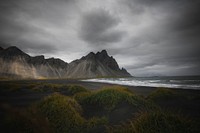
[83, 76, 200, 90]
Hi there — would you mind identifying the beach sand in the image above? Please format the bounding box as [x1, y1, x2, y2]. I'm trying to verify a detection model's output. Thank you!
[0, 79, 200, 132]
[0, 79, 200, 106]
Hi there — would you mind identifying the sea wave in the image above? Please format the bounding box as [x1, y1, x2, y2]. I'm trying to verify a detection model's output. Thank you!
[82, 78, 200, 90]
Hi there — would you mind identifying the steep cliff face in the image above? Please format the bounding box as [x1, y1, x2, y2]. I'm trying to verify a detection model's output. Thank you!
[0, 46, 131, 79]
[66, 50, 131, 78]
[0, 46, 30, 60]
[0, 46, 68, 79]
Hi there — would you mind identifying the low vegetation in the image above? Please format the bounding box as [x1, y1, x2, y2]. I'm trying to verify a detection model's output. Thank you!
[75, 86, 149, 111]
[1, 83, 199, 133]
[108, 110, 196, 133]
[37, 93, 85, 133]
[146, 88, 192, 113]
[2, 93, 108, 133]
[0, 81, 88, 95]
[147, 88, 178, 100]
[74, 86, 158, 124]
[32, 83, 89, 95]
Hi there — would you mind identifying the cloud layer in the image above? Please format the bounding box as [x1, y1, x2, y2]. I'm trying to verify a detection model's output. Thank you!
[0, 0, 200, 76]
[79, 9, 125, 46]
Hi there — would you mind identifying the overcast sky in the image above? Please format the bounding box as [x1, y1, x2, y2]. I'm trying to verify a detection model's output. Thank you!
[0, 0, 200, 76]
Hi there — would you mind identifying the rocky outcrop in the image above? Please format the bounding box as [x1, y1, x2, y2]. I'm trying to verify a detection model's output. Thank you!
[0, 46, 131, 79]
[0, 46, 30, 60]
[66, 50, 131, 78]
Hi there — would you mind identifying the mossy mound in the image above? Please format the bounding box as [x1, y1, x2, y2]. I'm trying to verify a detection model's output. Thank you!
[108, 110, 196, 133]
[147, 88, 178, 100]
[147, 88, 200, 121]
[75, 86, 146, 110]
[37, 93, 85, 133]
[74, 86, 155, 124]
[2, 93, 108, 133]
[60, 85, 90, 95]
[31, 83, 62, 92]
[147, 88, 188, 107]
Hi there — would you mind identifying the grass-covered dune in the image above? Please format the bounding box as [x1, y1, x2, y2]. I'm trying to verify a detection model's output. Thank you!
[108, 110, 197, 133]
[0, 81, 200, 133]
[74, 86, 156, 124]
[2, 93, 107, 133]
[147, 88, 200, 120]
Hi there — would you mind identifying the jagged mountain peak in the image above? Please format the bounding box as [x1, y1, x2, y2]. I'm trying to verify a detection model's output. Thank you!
[69, 49, 131, 78]
[84, 49, 109, 60]
[86, 52, 95, 58]
[6, 46, 24, 52]
[0, 46, 131, 79]
[46, 57, 68, 68]
[100, 49, 108, 55]
[96, 49, 108, 56]
[33, 55, 45, 59]
[80, 50, 120, 70]
[0, 46, 30, 59]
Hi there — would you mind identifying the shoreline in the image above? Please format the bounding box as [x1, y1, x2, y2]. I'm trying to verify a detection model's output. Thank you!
[80, 80, 200, 97]
[1, 77, 200, 90]
[1, 80, 200, 132]
[1, 79, 200, 96]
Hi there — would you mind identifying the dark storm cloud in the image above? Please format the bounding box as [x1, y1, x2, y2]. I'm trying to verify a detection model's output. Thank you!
[109, 0, 200, 76]
[0, 0, 78, 54]
[0, 0, 200, 76]
[79, 9, 125, 46]
[170, 3, 200, 33]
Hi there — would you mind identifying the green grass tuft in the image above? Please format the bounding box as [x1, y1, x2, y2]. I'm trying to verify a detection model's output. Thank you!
[2, 83, 198, 133]
[37, 92, 107, 132]
[61, 84, 90, 95]
[31, 84, 62, 92]
[75, 86, 151, 111]
[147, 88, 178, 100]
[74, 86, 157, 125]
[2, 92, 108, 133]
[37, 93, 85, 133]
[108, 110, 196, 133]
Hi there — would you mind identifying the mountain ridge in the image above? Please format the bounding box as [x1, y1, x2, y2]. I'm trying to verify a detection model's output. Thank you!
[0, 46, 131, 79]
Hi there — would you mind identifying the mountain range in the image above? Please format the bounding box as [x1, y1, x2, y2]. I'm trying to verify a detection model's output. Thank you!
[0, 46, 131, 79]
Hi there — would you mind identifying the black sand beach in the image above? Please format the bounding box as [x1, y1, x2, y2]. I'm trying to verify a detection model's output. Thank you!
[0, 79, 199, 108]
[0, 79, 200, 132]
[0, 79, 154, 106]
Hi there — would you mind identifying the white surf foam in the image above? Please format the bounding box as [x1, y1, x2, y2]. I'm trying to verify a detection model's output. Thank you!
[82, 78, 200, 90]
